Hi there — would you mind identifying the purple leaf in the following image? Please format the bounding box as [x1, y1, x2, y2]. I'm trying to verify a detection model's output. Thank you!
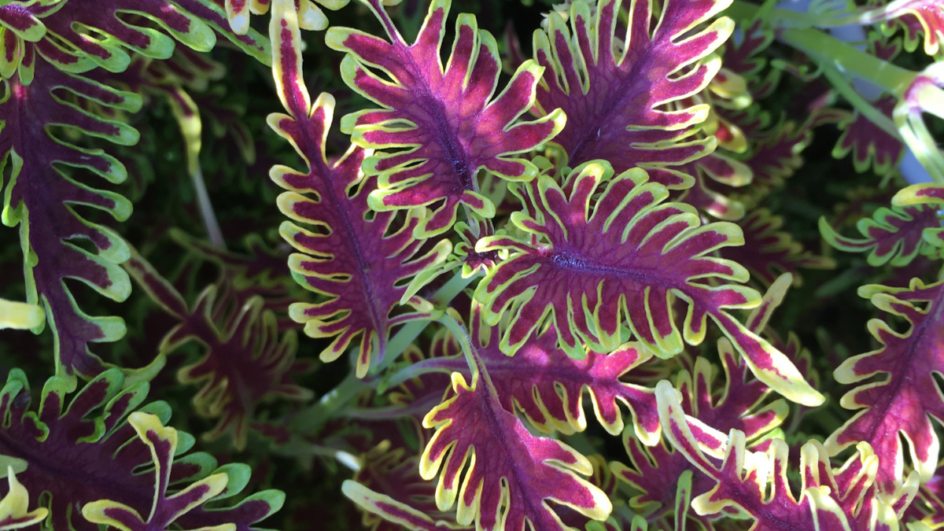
[834, 96, 904, 176]
[9, 0, 270, 72]
[83, 412, 282, 531]
[657, 380, 918, 531]
[533, 0, 733, 175]
[124, 250, 312, 450]
[344, 442, 462, 531]
[0, 369, 275, 531]
[420, 370, 612, 531]
[411, 304, 660, 442]
[325, 0, 566, 236]
[0, 62, 141, 385]
[267, 0, 451, 377]
[820, 201, 943, 267]
[474, 160, 823, 406]
[825, 277, 944, 494]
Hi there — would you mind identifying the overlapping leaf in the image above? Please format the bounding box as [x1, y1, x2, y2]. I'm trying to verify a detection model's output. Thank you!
[612, 275, 797, 528]
[658, 379, 918, 531]
[820, 201, 943, 267]
[0, 1, 46, 82]
[825, 276, 944, 495]
[720, 19, 779, 99]
[834, 96, 905, 176]
[614, 340, 788, 528]
[343, 481, 463, 531]
[222, 0, 348, 35]
[267, 0, 450, 377]
[82, 412, 243, 531]
[325, 0, 566, 236]
[532, 0, 733, 177]
[342, 442, 464, 531]
[0, 0, 271, 81]
[894, 183, 944, 251]
[474, 160, 823, 406]
[409, 304, 660, 441]
[677, 151, 752, 220]
[124, 250, 311, 449]
[740, 111, 844, 202]
[0, 369, 282, 531]
[869, 0, 944, 57]
[170, 229, 293, 301]
[420, 361, 612, 531]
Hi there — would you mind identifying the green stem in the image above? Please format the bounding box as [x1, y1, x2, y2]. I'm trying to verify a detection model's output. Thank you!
[820, 63, 900, 138]
[271, 441, 363, 471]
[372, 271, 480, 374]
[288, 371, 365, 434]
[287, 271, 479, 434]
[726, 1, 917, 94]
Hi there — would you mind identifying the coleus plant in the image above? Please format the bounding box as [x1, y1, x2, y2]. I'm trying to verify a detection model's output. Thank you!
[0, 0, 944, 529]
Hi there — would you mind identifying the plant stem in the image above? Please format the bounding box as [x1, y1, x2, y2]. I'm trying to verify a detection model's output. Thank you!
[726, 1, 917, 94]
[287, 271, 478, 435]
[191, 166, 226, 249]
[372, 271, 480, 374]
[820, 63, 900, 138]
[288, 371, 365, 434]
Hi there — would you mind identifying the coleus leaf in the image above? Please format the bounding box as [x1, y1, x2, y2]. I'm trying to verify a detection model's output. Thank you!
[871, 0, 944, 57]
[834, 96, 904, 176]
[532, 0, 733, 176]
[0, 62, 154, 387]
[267, 0, 450, 377]
[614, 435, 720, 529]
[677, 151, 752, 221]
[907, 461, 944, 528]
[411, 218, 501, 292]
[419, 335, 612, 531]
[123, 249, 312, 450]
[612, 276, 796, 527]
[0, 468, 47, 530]
[613, 341, 788, 528]
[0, 299, 44, 330]
[0, 2, 45, 45]
[474, 159, 823, 406]
[658, 379, 920, 530]
[41, 0, 269, 71]
[0, 0, 269, 79]
[0, 369, 282, 531]
[893, 182, 944, 250]
[819, 201, 943, 267]
[343, 441, 464, 531]
[824, 276, 944, 495]
[222, 0, 349, 35]
[740, 111, 841, 201]
[325, 0, 566, 237]
[409, 303, 660, 442]
[26, 0, 215, 73]
[720, 19, 779, 99]
[342, 481, 462, 531]
[0, 1, 46, 81]
[721, 208, 835, 286]
[81, 412, 235, 531]
[831, 33, 905, 176]
[169, 229, 292, 293]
